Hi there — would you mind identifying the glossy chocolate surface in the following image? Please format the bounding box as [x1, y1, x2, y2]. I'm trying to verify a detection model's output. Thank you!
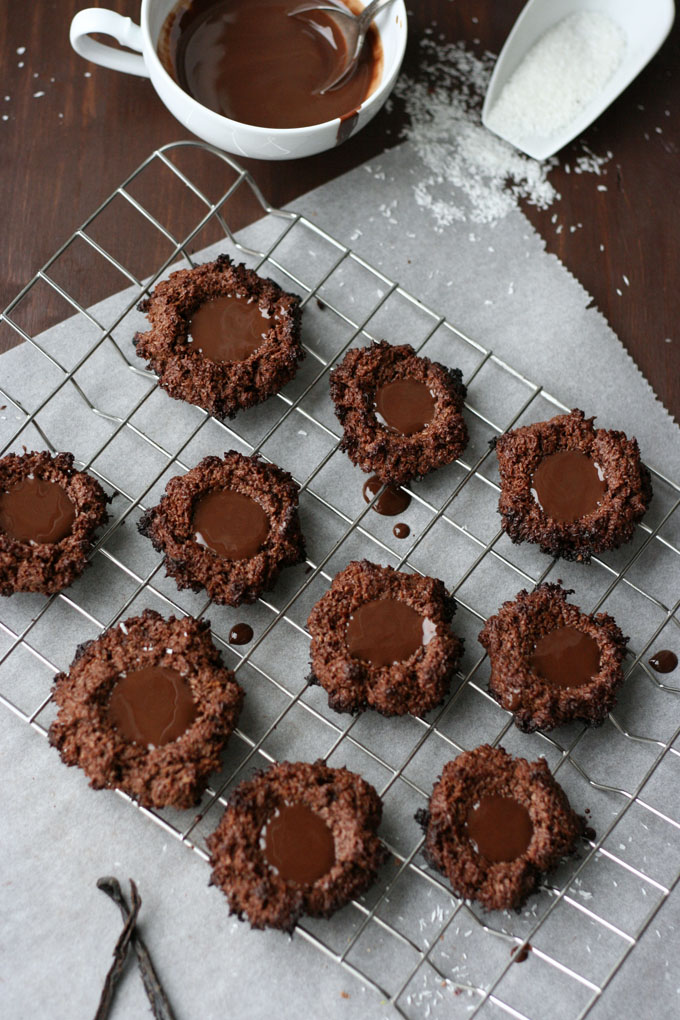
[467, 795, 534, 863]
[374, 378, 437, 436]
[0, 477, 75, 544]
[263, 802, 335, 886]
[189, 293, 270, 363]
[346, 598, 435, 667]
[648, 649, 678, 674]
[108, 665, 197, 746]
[160, 0, 381, 129]
[193, 488, 269, 560]
[529, 626, 600, 689]
[362, 474, 411, 516]
[392, 522, 410, 539]
[531, 450, 606, 523]
[229, 622, 254, 645]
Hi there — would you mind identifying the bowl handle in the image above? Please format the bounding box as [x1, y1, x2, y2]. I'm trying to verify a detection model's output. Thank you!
[70, 8, 149, 77]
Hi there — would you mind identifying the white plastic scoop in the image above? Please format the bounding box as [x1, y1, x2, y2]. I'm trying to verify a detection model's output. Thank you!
[482, 0, 675, 160]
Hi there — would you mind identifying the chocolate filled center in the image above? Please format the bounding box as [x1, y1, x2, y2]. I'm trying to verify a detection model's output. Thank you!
[193, 488, 269, 560]
[346, 598, 436, 667]
[189, 294, 269, 363]
[0, 477, 75, 544]
[466, 795, 533, 863]
[108, 666, 197, 747]
[531, 449, 606, 523]
[159, 0, 382, 130]
[262, 803, 335, 886]
[374, 379, 437, 436]
[530, 626, 600, 689]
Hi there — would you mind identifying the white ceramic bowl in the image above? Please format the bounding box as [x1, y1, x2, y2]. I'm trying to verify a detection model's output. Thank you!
[70, 0, 408, 160]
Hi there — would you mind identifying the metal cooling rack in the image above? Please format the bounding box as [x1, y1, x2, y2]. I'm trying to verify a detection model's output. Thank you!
[1, 141, 680, 1020]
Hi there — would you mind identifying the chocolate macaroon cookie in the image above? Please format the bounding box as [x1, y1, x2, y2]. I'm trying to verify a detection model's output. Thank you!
[479, 583, 628, 732]
[0, 450, 109, 596]
[307, 560, 463, 716]
[418, 745, 583, 911]
[49, 609, 244, 810]
[329, 340, 468, 485]
[494, 409, 652, 562]
[139, 451, 305, 606]
[134, 254, 303, 419]
[207, 759, 388, 931]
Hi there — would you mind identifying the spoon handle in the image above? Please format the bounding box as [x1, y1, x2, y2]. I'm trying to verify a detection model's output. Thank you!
[358, 0, 396, 31]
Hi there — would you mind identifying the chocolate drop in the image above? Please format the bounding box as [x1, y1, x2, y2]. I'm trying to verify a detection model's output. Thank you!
[529, 626, 600, 689]
[466, 795, 533, 863]
[511, 943, 531, 963]
[374, 378, 437, 435]
[189, 294, 269, 363]
[229, 622, 254, 645]
[531, 450, 606, 523]
[362, 475, 411, 516]
[108, 666, 197, 747]
[262, 803, 335, 886]
[346, 598, 436, 667]
[0, 477, 75, 544]
[193, 488, 269, 560]
[648, 649, 678, 674]
[393, 522, 410, 539]
[159, 0, 382, 130]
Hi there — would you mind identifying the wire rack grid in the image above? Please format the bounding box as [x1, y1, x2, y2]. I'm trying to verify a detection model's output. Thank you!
[1, 141, 680, 1020]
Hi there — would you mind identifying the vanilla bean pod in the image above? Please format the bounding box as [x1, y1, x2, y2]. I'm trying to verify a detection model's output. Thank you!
[93, 880, 141, 1020]
[97, 877, 176, 1020]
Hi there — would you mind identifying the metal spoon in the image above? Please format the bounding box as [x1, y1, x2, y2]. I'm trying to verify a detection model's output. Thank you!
[290, 0, 398, 92]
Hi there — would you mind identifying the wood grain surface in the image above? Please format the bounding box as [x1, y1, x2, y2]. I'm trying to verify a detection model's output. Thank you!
[1, 1, 678, 422]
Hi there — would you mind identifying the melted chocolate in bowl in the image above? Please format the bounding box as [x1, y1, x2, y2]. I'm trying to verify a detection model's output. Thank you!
[189, 294, 270, 363]
[193, 488, 269, 560]
[0, 477, 75, 544]
[531, 449, 606, 523]
[108, 666, 197, 746]
[374, 379, 437, 435]
[346, 598, 436, 667]
[159, 0, 383, 129]
[467, 795, 533, 863]
[262, 803, 335, 886]
[530, 626, 600, 689]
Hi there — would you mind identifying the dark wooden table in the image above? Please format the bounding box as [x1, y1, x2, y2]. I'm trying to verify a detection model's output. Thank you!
[1, 1, 678, 422]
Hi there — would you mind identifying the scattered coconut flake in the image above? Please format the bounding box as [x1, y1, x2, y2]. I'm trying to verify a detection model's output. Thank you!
[33, 91, 45, 98]
[395, 37, 611, 228]
[16, 46, 25, 55]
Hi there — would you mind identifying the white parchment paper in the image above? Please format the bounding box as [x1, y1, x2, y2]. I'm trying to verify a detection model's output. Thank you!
[1, 142, 679, 1020]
